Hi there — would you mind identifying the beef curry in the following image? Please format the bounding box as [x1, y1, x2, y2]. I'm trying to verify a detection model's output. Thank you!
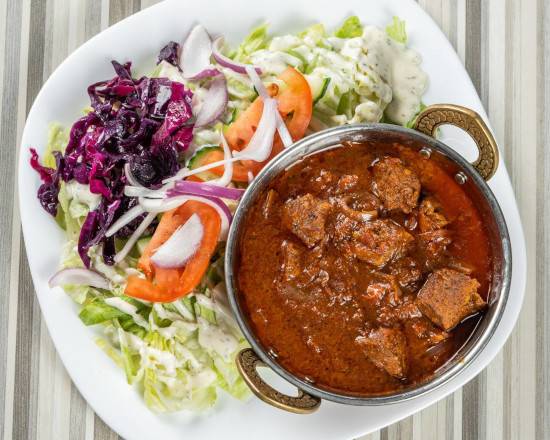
[236, 142, 492, 396]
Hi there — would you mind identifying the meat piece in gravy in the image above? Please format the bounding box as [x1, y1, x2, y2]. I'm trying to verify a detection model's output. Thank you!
[357, 327, 408, 378]
[359, 276, 403, 324]
[389, 257, 423, 290]
[419, 229, 453, 263]
[407, 318, 450, 347]
[282, 194, 331, 248]
[311, 170, 360, 195]
[372, 157, 421, 213]
[332, 215, 414, 267]
[331, 191, 380, 222]
[417, 268, 486, 330]
[418, 196, 449, 232]
[362, 278, 402, 308]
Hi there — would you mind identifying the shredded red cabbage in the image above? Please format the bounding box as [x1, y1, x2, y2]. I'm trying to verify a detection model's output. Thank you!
[157, 41, 181, 68]
[30, 60, 193, 267]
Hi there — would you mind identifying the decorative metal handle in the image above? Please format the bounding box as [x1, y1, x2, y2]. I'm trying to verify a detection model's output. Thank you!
[413, 104, 499, 180]
[236, 348, 321, 414]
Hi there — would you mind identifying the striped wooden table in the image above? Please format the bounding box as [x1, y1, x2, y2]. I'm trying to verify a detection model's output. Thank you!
[0, 0, 546, 439]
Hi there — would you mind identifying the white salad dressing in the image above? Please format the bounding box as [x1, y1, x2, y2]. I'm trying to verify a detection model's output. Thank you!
[140, 345, 181, 376]
[153, 303, 186, 323]
[172, 298, 196, 321]
[104, 297, 150, 329]
[92, 253, 127, 285]
[248, 24, 427, 126]
[360, 25, 428, 124]
[197, 317, 239, 361]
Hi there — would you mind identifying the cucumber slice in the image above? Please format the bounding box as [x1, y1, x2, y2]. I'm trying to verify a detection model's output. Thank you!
[187, 145, 223, 181]
[308, 76, 331, 105]
[224, 107, 239, 125]
[314, 78, 331, 105]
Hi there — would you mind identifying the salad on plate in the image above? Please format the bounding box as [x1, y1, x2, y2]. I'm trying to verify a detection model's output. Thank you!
[29, 16, 428, 413]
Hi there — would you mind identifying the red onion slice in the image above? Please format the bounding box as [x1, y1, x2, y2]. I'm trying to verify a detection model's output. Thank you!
[181, 25, 213, 79]
[276, 113, 293, 148]
[114, 212, 156, 264]
[163, 157, 243, 184]
[245, 65, 269, 98]
[168, 180, 244, 200]
[233, 97, 278, 162]
[124, 185, 164, 198]
[49, 268, 109, 289]
[245, 65, 293, 148]
[138, 195, 181, 213]
[212, 37, 262, 75]
[163, 195, 232, 240]
[194, 75, 228, 127]
[105, 204, 146, 237]
[189, 68, 220, 80]
[150, 213, 204, 268]
[139, 194, 231, 240]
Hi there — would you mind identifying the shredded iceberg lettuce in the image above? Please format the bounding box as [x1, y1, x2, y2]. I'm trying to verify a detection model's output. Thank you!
[386, 16, 407, 44]
[234, 23, 270, 62]
[334, 16, 364, 38]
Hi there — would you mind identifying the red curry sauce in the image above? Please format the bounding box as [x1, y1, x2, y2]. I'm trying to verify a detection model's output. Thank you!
[237, 142, 492, 396]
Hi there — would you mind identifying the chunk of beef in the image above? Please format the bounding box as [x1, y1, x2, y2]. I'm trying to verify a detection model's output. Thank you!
[418, 197, 449, 232]
[417, 268, 486, 330]
[332, 215, 414, 267]
[364, 278, 402, 307]
[356, 327, 408, 378]
[331, 193, 380, 222]
[389, 257, 423, 290]
[419, 229, 453, 263]
[394, 298, 423, 320]
[406, 318, 450, 347]
[282, 194, 331, 247]
[372, 157, 420, 213]
[359, 276, 402, 323]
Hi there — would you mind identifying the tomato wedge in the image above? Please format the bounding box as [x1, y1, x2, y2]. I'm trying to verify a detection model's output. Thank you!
[196, 67, 312, 181]
[125, 201, 221, 302]
[193, 148, 251, 182]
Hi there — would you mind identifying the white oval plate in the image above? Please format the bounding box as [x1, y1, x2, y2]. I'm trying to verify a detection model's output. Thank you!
[19, 0, 526, 438]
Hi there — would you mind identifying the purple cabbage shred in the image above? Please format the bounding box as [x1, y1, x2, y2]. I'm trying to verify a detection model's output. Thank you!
[157, 41, 181, 68]
[30, 59, 194, 267]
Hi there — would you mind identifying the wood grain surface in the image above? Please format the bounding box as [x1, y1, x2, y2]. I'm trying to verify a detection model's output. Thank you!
[0, 0, 546, 439]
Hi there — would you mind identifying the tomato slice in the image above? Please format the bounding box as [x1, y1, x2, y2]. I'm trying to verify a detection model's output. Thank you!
[193, 148, 251, 182]
[125, 201, 221, 302]
[229, 67, 312, 175]
[196, 67, 313, 182]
